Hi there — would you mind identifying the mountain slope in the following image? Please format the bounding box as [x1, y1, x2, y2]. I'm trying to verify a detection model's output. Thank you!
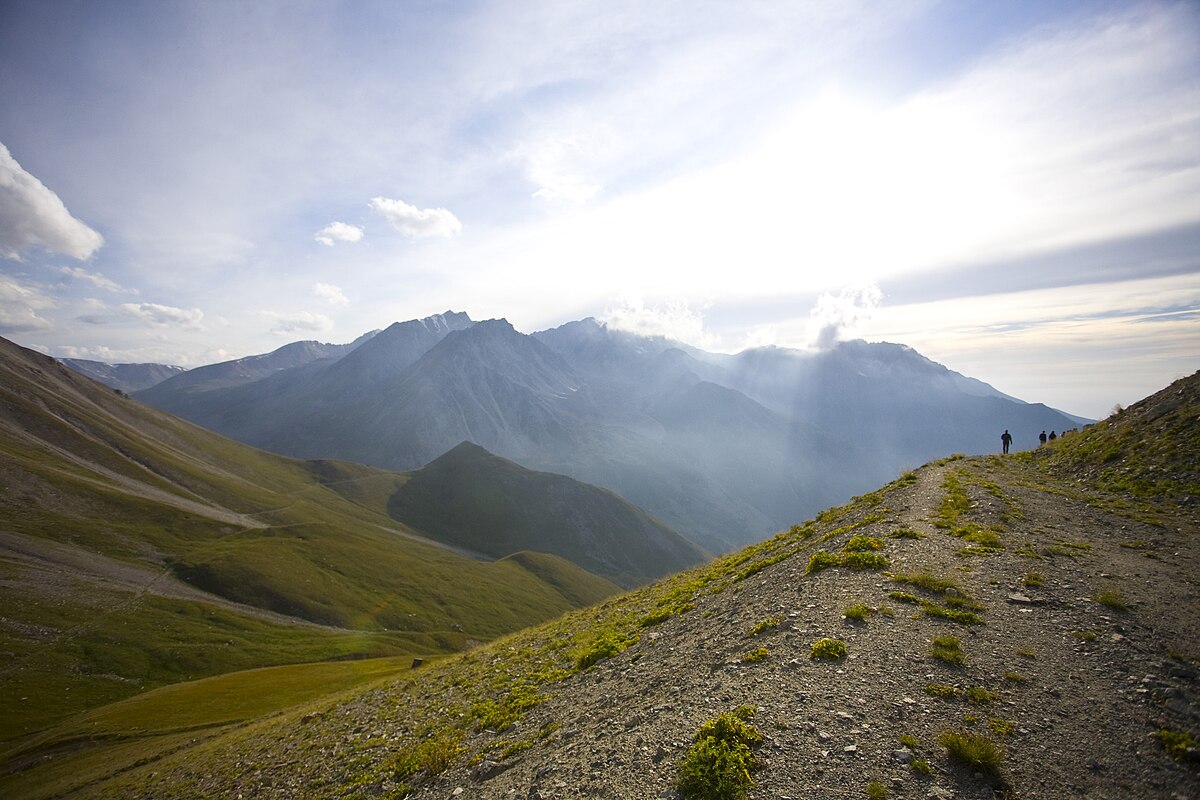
[40, 371, 1199, 800]
[58, 358, 185, 392]
[388, 442, 708, 587]
[0, 335, 621, 743]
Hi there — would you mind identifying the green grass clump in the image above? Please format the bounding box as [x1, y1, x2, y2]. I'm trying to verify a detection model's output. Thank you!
[843, 534, 885, 552]
[841, 551, 890, 571]
[389, 728, 466, 783]
[911, 758, 932, 775]
[1022, 572, 1044, 588]
[891, 570, 960, 595]
[889, 527, 923, 539]
[844, 604, 874, 622]
[1095, 590, 1128, 611]
[924, 683, 957, 699]
[806, 551, 840, 574]
[866, 780, 889, 799]
[1154, 729, 1196, 761]
[575, 630, 636, 670]
[640, 602, 696, 628]
[1072, 630, 1097, 642]
[742, 646, 769, 663]
[898, 734, 921, 749]
[748, 616, 781, 636]
[921, 602, 983, 625]
[810, 638, 847, 660]
[938, 729, 1003, 777]
[1003, 671, 1025, 683]
[930, 635, 965, 665]
[889, 591, 920, 604]
[964, 686, 998, 706]
[676, 706, 763, 800]
[988, 718, 1015, 736]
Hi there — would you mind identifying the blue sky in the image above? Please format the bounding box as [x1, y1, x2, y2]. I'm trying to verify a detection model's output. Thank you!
[1, 0, 1197, 419]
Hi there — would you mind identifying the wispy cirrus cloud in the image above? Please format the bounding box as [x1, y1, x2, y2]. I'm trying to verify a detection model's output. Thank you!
[369, 197, 461, 239]
[314, 221, 364, 247]
[58, 266, 134, 294]
[0, 142, 104, 261]
[120, 302, 204, 329]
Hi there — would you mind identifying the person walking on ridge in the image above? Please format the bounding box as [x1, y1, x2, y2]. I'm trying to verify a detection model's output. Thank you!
[1039, 431, 1047, 446]
[1001, 429, 1012, 454]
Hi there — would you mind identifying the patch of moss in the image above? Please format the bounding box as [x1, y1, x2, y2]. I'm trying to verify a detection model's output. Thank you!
[810, 638, 847, 660]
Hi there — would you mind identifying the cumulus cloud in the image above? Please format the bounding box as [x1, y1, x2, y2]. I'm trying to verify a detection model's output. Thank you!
[369, 197, 462, 238]
[312, 282, 349, 306]
[601, 297, 715, 348]
[806, 282, 882, 350]
[0, 142, 104, 261]
[261, 310, 334, 335]
[0, 276, 56, 333]
[58, 266, 133, 293]
[314, 221, 364, 246]
[121, 302, 205, 329]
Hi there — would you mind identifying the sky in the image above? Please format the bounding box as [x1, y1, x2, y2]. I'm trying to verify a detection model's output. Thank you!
[0, 0, 1197, 420]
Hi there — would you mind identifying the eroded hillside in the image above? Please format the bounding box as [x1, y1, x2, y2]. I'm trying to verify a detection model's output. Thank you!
[25, 373, 1197, 800]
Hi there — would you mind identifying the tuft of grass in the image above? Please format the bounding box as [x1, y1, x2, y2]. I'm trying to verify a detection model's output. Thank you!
[964, 686, 998, 706]
[844, 604, 874, 622]
[806, 551, 840, 574]
[810, 638, 847, 660]
[924, 683, 957, 699]
[742, 646, 769, 663]
[889, 591, 920, 604]
[988, 718, 1015, 736]
[866, 780, 889, 799]
[575, 630, 637, 670]
[841, 551, 890, 571]
[1016, 647, 1036, 659]
[1095, 590, 1128, 611]
[1072, 630, 1097, 642]
[747, 616, 781, 637]
[889, 527, 923, 540]
[930, 635, 965, 666]
[920, 602, 983, 625]
[938, 729, 1003, 778]
[898, 734, 921, 749]
[1021, 572, 1044, 588]
[911, 758, 932, 776]
[891, 570, 960, 595]
[843, 534, 885, 552]
[1003, 671, 1025, 683]
[1154, 729, 1196, 762]
[676, 706, 763, 800]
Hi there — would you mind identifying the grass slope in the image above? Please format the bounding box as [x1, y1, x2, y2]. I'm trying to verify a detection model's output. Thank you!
[0, 337, 619, 745]
[26, 371, 1196, 799]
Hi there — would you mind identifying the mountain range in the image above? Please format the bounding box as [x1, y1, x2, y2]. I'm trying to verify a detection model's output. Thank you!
[131, 312, 1084, 552]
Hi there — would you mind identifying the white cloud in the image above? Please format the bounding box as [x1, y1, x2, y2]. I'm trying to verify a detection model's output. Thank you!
[261, 310, 334, 335]
[369, 197, 462, 239]
[806, 282, 882, 350]
[121, 302, 205, 329]
[58, 266, 133, 294]
[312, 282, 349, 306]
[0, 276, 56, 333]
[314, 221, 364, 246]
[601, 297, 715, 348]
[0, 142, 104, 261]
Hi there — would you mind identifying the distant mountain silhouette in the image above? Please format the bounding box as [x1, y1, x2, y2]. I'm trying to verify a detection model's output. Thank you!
[136, 312, 1084, 551]
[59, 358, 185, 392]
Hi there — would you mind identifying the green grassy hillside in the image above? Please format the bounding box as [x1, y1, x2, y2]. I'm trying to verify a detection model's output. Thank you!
[12, 371, 1192, 799]
[0, 337, 619, 744]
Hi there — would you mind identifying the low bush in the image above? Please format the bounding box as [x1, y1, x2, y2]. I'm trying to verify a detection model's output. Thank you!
[676, 707, 763, 800]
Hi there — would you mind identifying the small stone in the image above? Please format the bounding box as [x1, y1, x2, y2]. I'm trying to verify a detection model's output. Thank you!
[452, 789, 464, 797]
[893, 749, 913, 764]
[843, 744, 858, 754]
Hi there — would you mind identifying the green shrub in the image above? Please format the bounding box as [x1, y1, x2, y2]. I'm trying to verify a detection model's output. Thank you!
[806, 551, 840, 574]
[810, 638, 847, 660]
[939, 729, 1003, 777]
[748, 616, 780, 636]
[843, 534, 885, 552]
[841, 551, 890, 571]
[676, 707, 763, 800]
[844, 604, 873, 622]
[889, 528, 923, 539]
[1154, 729, 1196, 761]
[742, 646, 769, 662]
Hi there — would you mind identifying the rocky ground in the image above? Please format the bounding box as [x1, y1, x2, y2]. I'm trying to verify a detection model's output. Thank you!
[92, 448, 1199, 800]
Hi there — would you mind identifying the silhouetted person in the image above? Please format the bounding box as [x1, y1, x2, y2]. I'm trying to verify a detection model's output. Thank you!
[1048, 430, 1057, 441]
[1039, 431, 1047, 446]
[1001, 429, 1012, 454]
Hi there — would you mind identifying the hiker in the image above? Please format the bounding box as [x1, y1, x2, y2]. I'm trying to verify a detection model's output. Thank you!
[1001, 429, 1012, 454]
[1039, 431, 1047, 446]
[1049, 430, 1057, 441]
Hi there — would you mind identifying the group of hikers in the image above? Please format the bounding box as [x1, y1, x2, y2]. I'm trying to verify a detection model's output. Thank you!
[999, 428, 1074, 454]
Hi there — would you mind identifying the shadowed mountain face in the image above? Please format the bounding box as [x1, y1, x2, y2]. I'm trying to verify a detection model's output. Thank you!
[137, 313, 1084, 551]
[387, 442, 707, 588]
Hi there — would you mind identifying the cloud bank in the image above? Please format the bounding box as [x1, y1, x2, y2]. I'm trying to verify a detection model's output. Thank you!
[312, 282, 349, 306]
[121, 302, 204, 329]
[262, 310, 334, 335]
[0, 276, 55, 333]
[0, 142, 103, 261]
[369, 197, 462, 239]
